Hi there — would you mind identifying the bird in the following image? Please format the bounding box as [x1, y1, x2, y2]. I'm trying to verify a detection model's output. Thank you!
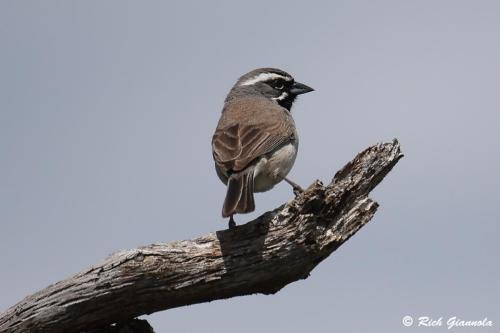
[212, 68, 314, 228]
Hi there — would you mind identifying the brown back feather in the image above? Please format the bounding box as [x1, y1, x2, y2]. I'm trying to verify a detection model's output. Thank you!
[212, 96, 295, 173]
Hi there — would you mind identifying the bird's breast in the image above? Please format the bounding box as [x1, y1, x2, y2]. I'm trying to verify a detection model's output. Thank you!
[253, 140, 298, 193]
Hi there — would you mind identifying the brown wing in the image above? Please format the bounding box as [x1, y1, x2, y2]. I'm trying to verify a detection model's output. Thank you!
[212, 98, 295, 173]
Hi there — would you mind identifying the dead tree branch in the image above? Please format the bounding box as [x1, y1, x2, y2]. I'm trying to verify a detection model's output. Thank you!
[0, 139, 403, 333]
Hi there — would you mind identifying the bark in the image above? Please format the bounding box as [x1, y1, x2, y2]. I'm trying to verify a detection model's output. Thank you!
[81, 319, 154, 333]
[0, 140, 403, 333]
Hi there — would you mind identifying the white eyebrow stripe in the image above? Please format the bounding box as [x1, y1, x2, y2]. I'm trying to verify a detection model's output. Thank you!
[273, 92, 289, 101]
[240, 73, 292, 86]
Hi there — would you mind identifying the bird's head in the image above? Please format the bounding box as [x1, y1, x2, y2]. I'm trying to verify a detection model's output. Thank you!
[227, 68, 314, 110]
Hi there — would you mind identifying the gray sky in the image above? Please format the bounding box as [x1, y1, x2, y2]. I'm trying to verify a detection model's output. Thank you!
[1, 1, 499, 332]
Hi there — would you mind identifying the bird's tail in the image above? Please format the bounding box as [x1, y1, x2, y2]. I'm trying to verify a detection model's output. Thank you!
[222, 166, 255, 218]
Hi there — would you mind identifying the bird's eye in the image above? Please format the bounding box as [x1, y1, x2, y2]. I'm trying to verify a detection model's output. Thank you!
[274, 82, 284, 90]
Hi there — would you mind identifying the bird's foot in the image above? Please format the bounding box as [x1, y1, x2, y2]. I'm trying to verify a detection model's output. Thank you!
[284, 177, 304, 197]
[293, 185, 304, 197]
[228, 215, 236, 229]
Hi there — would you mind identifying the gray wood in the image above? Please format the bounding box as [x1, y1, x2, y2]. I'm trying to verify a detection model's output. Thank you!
[0, 140, 403, 333]
[82, 319, 154, 333]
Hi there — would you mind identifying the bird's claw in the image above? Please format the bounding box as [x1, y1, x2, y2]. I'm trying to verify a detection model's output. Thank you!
[293, 185, 304, 197]
[228, 216, 236, 229]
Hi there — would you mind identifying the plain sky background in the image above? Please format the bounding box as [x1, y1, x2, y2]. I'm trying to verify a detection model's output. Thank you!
[1, 1, 499, 332]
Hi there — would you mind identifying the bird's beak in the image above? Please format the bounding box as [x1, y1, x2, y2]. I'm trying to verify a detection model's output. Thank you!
[290, 81, 314, 95]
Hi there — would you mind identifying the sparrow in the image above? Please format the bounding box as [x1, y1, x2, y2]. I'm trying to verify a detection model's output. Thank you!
[212, 68, 314, 228]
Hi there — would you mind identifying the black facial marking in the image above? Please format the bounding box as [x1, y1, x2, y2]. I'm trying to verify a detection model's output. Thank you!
[266, 78, 293, 91]
[228, 68, 302, 111]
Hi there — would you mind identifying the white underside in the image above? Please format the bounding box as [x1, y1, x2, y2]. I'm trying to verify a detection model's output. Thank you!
[253, 141, 298, 192]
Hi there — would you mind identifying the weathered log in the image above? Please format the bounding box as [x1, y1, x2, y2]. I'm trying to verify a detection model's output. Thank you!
[0, 139, 403, 333]
[81, 319, 154, 333]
